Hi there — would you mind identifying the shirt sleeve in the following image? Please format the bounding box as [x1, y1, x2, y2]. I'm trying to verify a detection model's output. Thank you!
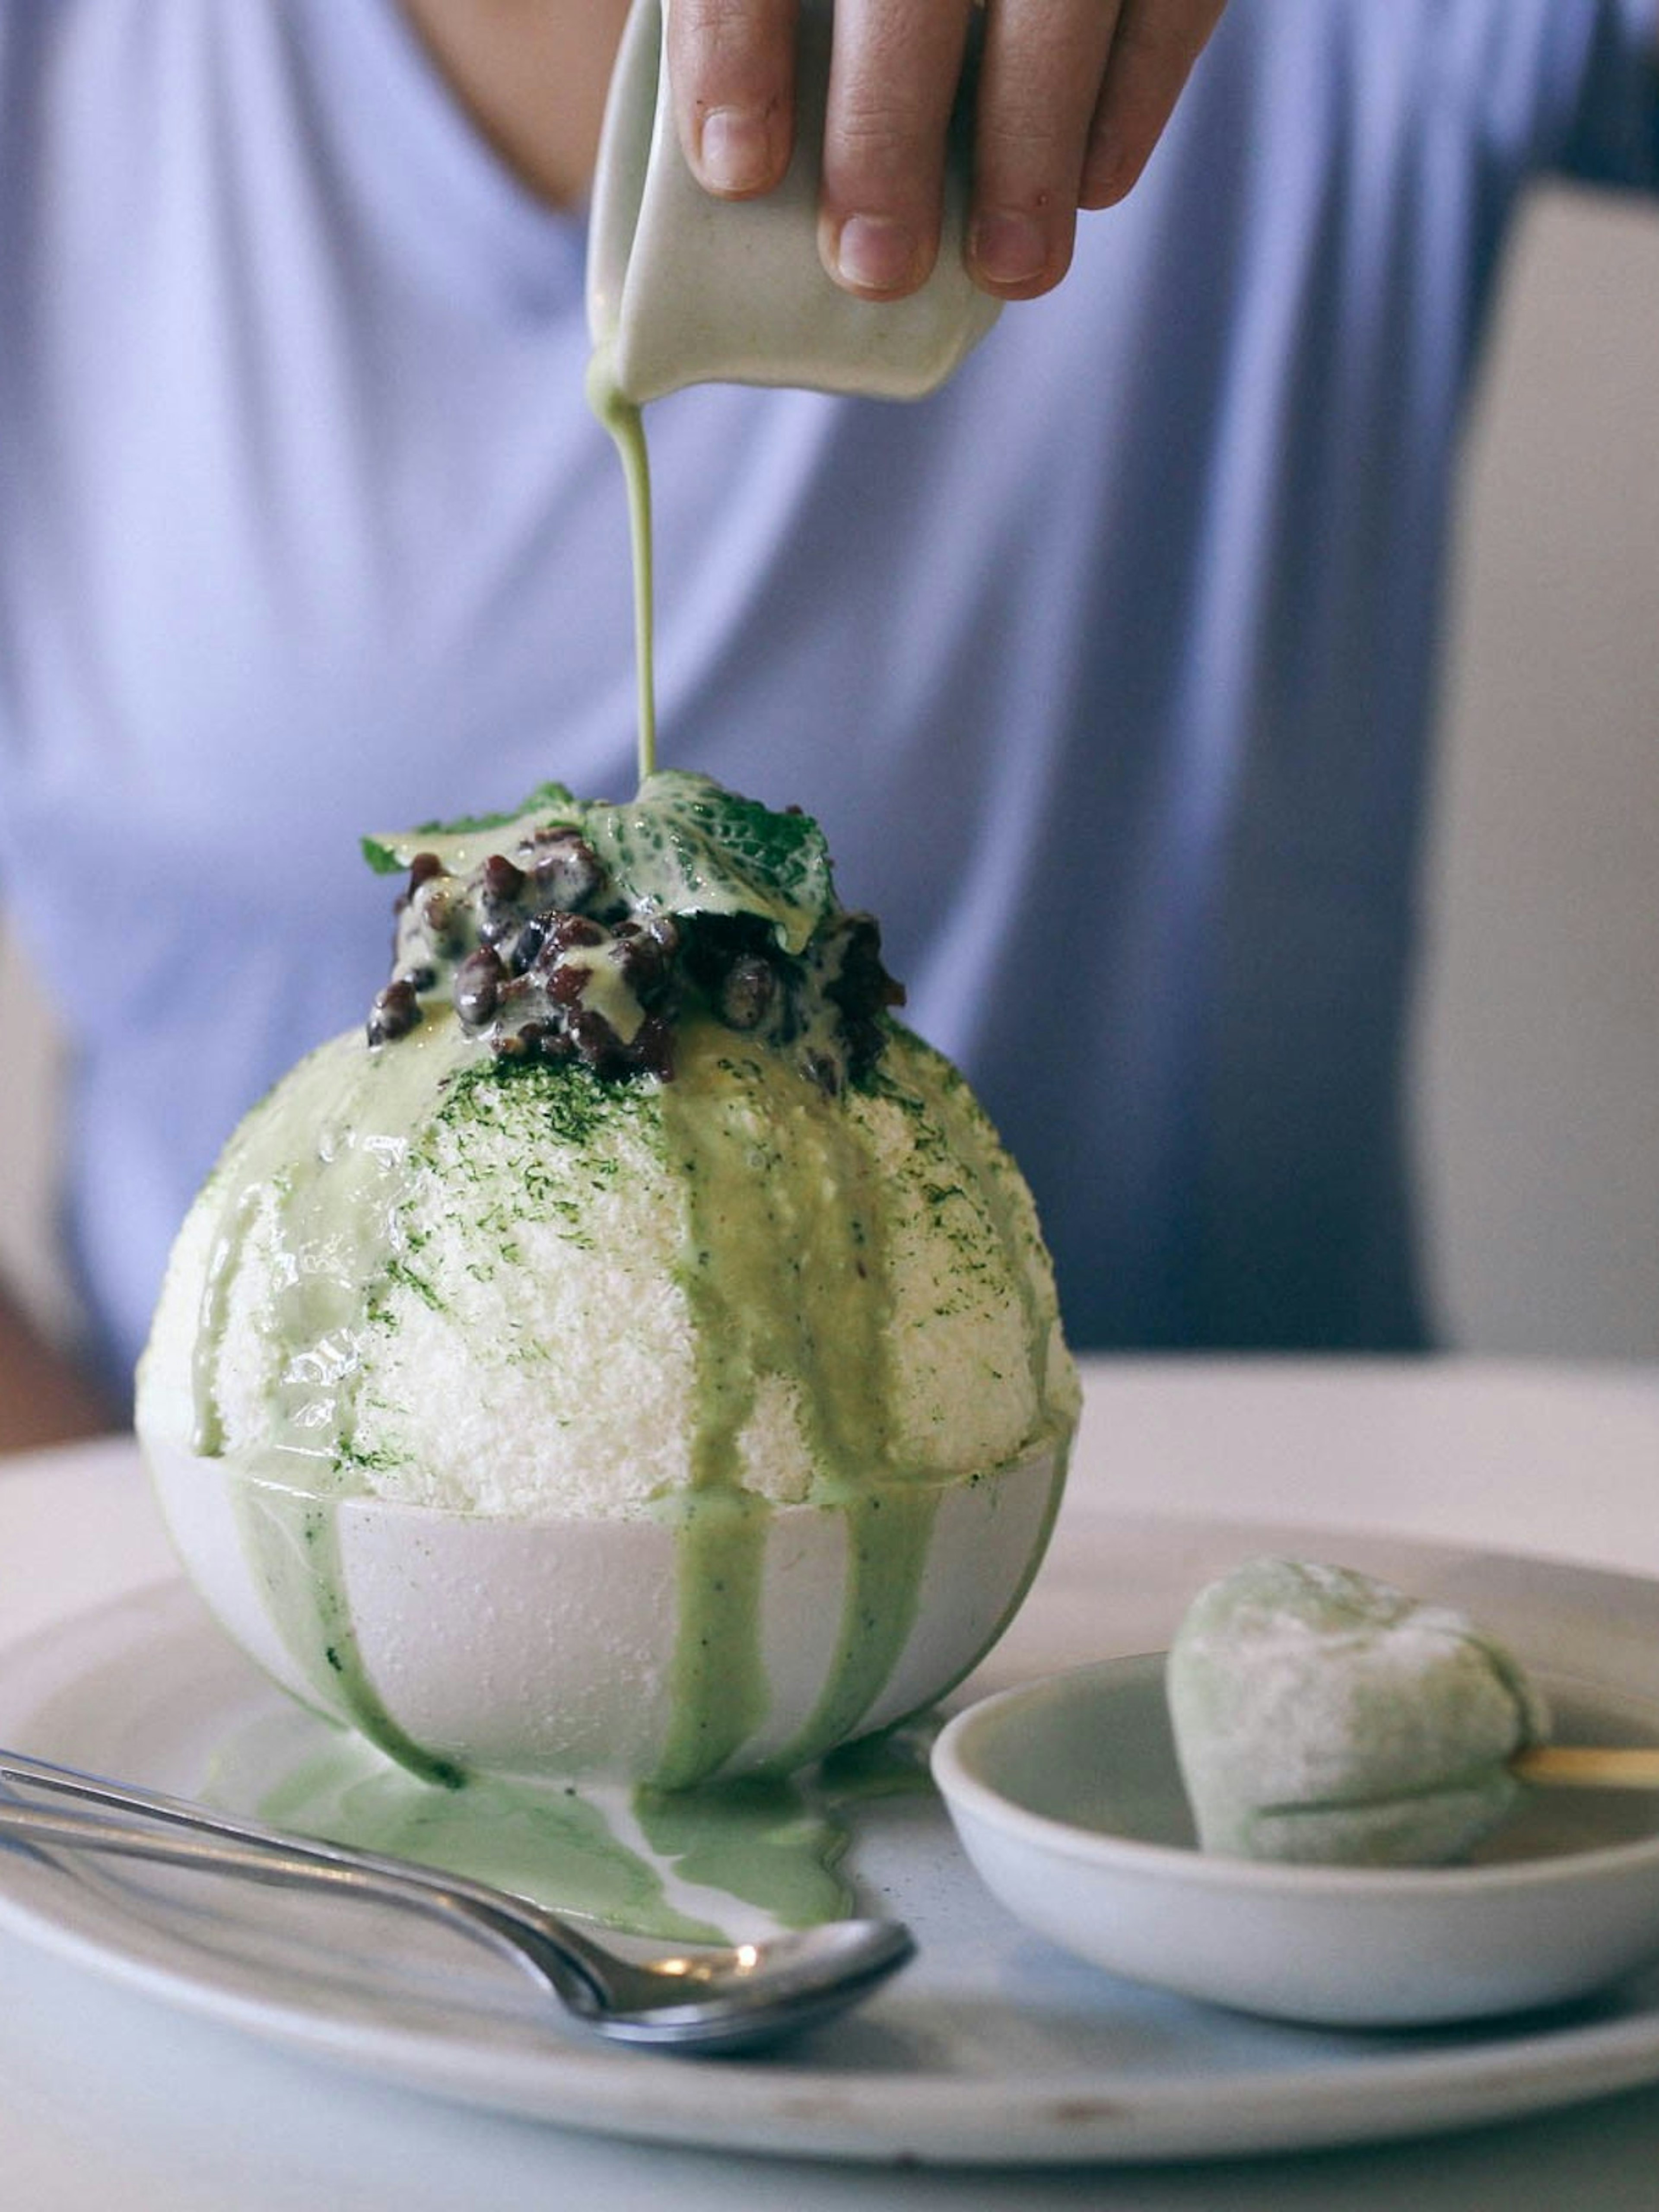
[1548, 0, 1659, 189]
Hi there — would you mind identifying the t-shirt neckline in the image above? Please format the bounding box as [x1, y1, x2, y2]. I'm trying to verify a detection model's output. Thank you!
[319, 0, 588, 314]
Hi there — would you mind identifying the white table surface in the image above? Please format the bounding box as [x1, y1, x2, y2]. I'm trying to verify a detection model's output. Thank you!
[3, 1355, 1657, 2211]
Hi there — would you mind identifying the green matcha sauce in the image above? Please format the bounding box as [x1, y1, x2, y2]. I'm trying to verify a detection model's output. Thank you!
[586, 346, 657, 782]
[203, 1702, 932, 1944]
[653, 1023, 943, 1785]
[192, 1023, 478, 1786]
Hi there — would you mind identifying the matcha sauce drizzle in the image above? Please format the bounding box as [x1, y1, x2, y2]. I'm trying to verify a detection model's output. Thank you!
[242, 1727, 849, 1944]
[655, 1030, 941, 1788]
[191, 1025, 473, 1788]
[583, 359, 947, 1785]
[216, 1705, 931, 1944]
[586, 346, 657, 784]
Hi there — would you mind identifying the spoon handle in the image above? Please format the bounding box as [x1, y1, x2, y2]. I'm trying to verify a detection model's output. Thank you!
[0, 1790, 610, 2015]
[0, 1745, 602, 1944]
[0, 1743, 464, 1876]
[0, 1744, 648, 2014]
[1513, 1745, 1659, 1790]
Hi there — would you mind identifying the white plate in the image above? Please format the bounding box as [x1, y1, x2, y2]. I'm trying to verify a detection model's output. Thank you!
[8, 1517, 1659, 2164]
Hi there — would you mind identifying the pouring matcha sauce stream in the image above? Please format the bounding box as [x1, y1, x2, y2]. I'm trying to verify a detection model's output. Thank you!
[587, 346, 657, 784]
[166, 354, 1069, 1932]
[580, 354, 949, 1785]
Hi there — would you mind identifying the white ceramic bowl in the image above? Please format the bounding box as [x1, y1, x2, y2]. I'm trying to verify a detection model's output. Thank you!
[933, 1653, 1659, 2027]
[148, 1434, 1066, 1789]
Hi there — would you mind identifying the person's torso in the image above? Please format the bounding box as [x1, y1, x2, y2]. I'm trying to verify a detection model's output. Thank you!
[0, 0, 1637, 1376]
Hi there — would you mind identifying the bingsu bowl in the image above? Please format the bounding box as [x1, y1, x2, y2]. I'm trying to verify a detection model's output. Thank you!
[137, 773, 1077, 1788]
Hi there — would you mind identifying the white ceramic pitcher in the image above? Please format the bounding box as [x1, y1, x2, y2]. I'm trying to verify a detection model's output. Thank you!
[587, 0, 1001, 404]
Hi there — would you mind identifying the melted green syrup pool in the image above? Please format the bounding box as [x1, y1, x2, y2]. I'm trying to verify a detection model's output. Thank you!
[204, 1706, 938, 1944]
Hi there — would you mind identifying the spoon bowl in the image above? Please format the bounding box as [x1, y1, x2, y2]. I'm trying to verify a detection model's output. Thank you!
[933, 1654, 1659, 2027]
[0, 1747, 912, 2053]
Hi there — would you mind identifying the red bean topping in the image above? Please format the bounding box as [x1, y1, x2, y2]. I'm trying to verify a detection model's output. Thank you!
[568, 1007, 617, 1055]
[371, 816, 902, 1092]
[531, 833, 604, 912]
[613, 930, 671, 999]
[545, 958, 589, 1008]
[367, 977, 422, 1046]
[824, 913, 906, 1021]
[478, 853, 524, 903]
[507, 917, 547, 973]
[718, 956, 777, 1032]
[453, 945, 504, 1027]
[418, 883, 466, 950]
[534, 1020, 578, 1064]
[628, 1012, 674, 1081]
[493, 1018, 568, 1064]
[542, 912, 606, 954]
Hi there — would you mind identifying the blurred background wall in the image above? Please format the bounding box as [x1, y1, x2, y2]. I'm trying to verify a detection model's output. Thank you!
[2, 186, 1656, 1366]
[1417, 187, 1659, 1360]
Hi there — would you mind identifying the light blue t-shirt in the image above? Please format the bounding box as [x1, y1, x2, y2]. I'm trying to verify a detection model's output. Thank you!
[0, 0, 1654, 1388]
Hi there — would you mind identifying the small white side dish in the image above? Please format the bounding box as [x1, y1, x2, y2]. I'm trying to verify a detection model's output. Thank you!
[932, 1653, 1659, 2027]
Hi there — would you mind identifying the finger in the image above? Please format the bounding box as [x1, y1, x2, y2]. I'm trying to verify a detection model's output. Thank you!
[1080, 0, 1227, 209]
[818, 0, 977, 299]
[669, 0, 798, 199]
[967, 0, 1124, 299]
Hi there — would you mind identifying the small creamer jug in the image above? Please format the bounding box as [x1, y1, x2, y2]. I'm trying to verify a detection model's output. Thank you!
[587, 0, 1001, 404]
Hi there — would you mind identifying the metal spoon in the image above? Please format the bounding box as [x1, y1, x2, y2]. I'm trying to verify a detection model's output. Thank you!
[0, 1747, 913, 2053]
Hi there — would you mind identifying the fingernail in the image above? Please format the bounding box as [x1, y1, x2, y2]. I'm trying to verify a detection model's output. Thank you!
[833, 215, 922, 296]
[970, 210, 1049, 289]
[1082, 143, 1134, 207]
[698, 106, 773, 195]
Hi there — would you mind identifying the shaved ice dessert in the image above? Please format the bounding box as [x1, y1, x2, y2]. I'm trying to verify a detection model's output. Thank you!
[1166, 1557, 1548, 1866]
[137, 772, 1077, 1788]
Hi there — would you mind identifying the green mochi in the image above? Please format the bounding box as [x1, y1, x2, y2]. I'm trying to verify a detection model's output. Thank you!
[1167, 1557, 1548, 1866]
